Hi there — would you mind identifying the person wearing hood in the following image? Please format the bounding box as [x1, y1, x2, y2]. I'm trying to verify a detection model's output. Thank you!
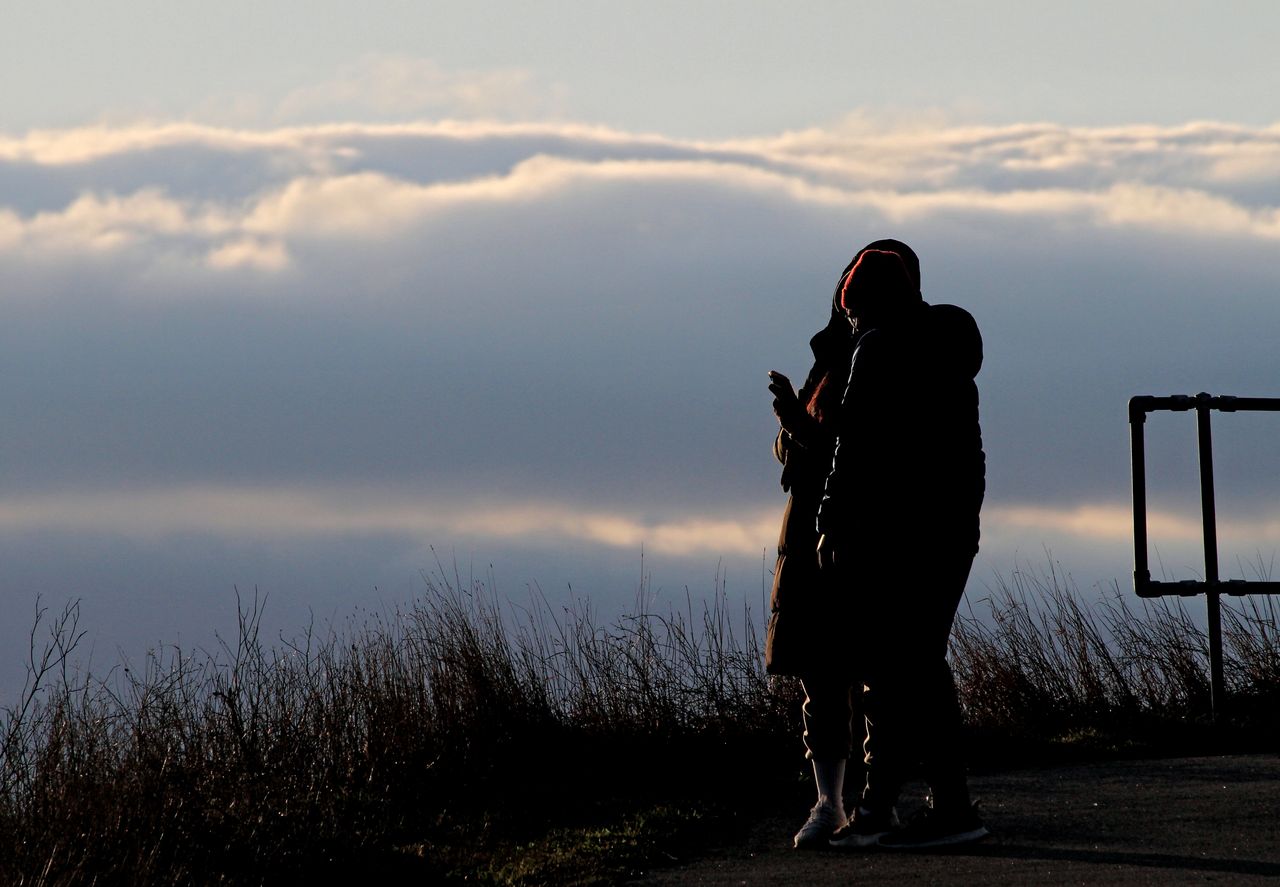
[817, 247, 988, 849]
[766, 239, 921, 849]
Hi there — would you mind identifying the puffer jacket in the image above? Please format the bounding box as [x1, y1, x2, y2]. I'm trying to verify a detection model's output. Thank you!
[818, 301, 985, 558]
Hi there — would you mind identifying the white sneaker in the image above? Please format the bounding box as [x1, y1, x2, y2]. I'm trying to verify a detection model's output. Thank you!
[793, 801, 847, 849]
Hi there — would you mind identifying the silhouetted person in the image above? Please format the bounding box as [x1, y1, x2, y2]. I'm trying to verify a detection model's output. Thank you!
[817, 247, 988, 849]
[767, 239, 921, 849]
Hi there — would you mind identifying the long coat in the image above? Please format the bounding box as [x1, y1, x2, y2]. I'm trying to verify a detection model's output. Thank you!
[764, 322, 856, 677]
[766, 238, 920, 676]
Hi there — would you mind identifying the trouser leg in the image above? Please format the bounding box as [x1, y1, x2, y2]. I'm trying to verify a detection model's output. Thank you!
[921, 657, 971, 812]
[860, 670, 910, 813]
[860, 553, 973, 814]
[800, 676, 861, 763]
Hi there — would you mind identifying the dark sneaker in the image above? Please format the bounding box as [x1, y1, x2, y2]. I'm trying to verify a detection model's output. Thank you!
[829, 805, 900, 849]
[793, 801, 847, 849]
[877, 803, 988, 850]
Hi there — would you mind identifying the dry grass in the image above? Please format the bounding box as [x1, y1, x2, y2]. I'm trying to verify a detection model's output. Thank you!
[1, 561, 1278, 884]
[951, 561, 1280, 740]
[0, 570, 794, 885]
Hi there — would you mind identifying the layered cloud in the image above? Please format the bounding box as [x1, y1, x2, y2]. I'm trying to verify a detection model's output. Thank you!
[3, 117, 1280, 612]
[5, 120, 1280, 291]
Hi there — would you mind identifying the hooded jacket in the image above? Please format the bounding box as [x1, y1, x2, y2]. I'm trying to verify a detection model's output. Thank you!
[817, 300, 985, 556]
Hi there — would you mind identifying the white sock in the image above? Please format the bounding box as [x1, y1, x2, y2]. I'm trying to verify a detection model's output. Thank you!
[813, 758, 847, 810]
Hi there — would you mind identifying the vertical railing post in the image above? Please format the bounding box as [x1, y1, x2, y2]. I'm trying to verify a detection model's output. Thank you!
[1194, 392, 1225, 721]
[1129, 398, 1151, 593]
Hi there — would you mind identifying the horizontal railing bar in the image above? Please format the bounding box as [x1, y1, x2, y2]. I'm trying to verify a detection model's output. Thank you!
[1135, 579, 1280, 599]
[1130, 393, 1280, 422]
[1218, 397, 1280, 412]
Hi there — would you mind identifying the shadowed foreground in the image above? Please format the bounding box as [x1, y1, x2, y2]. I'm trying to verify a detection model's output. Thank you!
[638, 754, 1280, 885]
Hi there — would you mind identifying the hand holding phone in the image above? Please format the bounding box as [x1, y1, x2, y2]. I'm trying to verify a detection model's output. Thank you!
[768, 370, 803, 431]
[767, 370, 795, 401]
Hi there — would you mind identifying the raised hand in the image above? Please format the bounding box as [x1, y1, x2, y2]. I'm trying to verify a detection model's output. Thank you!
[768, 370, 805, 434]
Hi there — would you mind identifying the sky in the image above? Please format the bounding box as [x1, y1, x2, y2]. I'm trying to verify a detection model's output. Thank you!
[4, 2, 1280, 699]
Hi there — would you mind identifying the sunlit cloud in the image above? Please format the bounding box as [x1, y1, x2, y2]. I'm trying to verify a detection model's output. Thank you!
[5, 486, 1275, 564]
[0, 124, 310, 166]
[5, 487, 1274, 566]
[6, 190, 233, 259]
[0, 121, 670, 166]
[206, 237, 291, 271]
[1203, 142, 1280, 184]
[987, 503, 1200, 543]
[8, 118, 1280, 189]
[0, 488, 778, 559]
[1099, 184, 1280, 237]
[6, 119, 1280, 272]
[987, 502, 1280, 547]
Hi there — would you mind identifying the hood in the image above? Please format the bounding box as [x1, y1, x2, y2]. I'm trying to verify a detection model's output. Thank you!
[924, 303, 983, 380]
[810, 238, 921, 365]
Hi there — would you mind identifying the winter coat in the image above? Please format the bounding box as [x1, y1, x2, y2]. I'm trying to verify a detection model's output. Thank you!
[764, 316, 858, 677]
[818, 301, 985, 562]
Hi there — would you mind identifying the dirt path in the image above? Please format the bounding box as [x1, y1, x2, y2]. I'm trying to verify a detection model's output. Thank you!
[636, 754, 1280, 885]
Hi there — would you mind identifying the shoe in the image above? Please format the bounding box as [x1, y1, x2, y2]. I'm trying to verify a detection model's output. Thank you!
[877, 802, 988, 850]
[829, 805, 900, 849]
[793, 801, 847, 849]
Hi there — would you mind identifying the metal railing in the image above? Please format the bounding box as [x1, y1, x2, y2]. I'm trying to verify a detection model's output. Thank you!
[1129, 392, 1280, 721]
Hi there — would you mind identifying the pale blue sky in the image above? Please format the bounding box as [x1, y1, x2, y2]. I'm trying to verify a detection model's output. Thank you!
[3, 2, 1280, 699]
[6, 1, 1279, 134]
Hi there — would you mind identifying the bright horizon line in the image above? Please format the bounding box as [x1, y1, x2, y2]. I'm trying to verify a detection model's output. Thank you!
[0, 485, 1271, 557]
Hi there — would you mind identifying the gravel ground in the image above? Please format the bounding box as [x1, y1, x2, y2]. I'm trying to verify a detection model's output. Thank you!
[636, 754, 1280, 885]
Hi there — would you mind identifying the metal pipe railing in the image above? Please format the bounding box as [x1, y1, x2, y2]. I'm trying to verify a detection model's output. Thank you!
[1129, 392, 1280, 722]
